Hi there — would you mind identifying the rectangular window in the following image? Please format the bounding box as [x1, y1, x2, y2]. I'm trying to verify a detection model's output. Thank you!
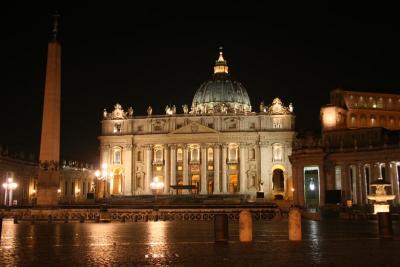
[177, 166, 183, 171]
[208, 165, 214, 171]
[207, 123, 214, 129]
[335, 166, 342, 190]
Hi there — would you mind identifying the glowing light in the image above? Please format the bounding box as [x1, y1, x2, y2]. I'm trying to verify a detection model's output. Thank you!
[3, 177, 18, 206]
[373, 204, 390, 214]
[291, 188, 295, 192]
[309, 178, 315, 191]
[150, 177, 164, 190]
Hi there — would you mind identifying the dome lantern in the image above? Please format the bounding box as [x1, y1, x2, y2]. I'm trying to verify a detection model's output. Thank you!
[214, 46, 229, 74]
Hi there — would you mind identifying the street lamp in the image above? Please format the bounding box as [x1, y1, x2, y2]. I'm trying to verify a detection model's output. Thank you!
[150, 177, 164, 202]
[95, 163, 113, 198]
[3, 177, 18, 206]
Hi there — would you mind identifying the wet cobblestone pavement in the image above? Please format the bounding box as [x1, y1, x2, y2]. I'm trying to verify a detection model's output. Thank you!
[0, 219, 399, 266]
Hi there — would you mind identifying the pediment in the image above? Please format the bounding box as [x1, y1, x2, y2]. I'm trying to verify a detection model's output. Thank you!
[169, 122, 219, 134]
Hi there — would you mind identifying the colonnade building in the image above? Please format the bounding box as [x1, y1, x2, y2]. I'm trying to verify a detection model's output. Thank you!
[98, 50, 296, 199]
[290, 89, 400, 208]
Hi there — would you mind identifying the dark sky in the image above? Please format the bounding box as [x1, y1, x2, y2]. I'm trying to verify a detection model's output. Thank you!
[1, 3, 400, 164]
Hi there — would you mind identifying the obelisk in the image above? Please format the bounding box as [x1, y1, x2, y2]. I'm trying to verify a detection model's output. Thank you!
[36, 14, 61, 206]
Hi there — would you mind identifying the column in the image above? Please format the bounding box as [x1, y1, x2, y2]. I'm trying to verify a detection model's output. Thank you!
[298, 165, 305, 207]
[360, 163, 367, 205]
[291, 165, 299, 205]
[170, 145, 177, 188]
[394, 163, 400, 205]
[356, 163, 363, 205]
[164, 145, 170, 194]
[122, 144, 132, 196]
[183, 145, 189, 189]
[221, 144, 228, 193]
[145, 145, 153, 194]
[340, 163, 349, 203]
[260, 142, 272, 199]
[319, 162, 325, 206]
[389, 162, 399, 205]
[200, 144, 207, 194]
[213, 144, 220, 194]
[239, 143, 247, 194]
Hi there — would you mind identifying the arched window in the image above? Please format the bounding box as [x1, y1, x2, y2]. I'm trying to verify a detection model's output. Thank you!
[380, 116, 386, 127]
[155, 149, 163, 162]
[370, 116, 376, 126]
[350, 114, 356, 127]
[177, 148, 183, 162]
[113, 147, 122, 164]
[228, 146, 238, 162]
[207, 147, 213, 162]
[191, 147, 199, 162]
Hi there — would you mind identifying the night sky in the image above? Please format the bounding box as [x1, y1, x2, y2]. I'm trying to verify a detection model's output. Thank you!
[2, 3, 399, 165]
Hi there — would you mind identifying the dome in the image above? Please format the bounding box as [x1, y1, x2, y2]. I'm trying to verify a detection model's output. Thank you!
[191, 48, 252, 114]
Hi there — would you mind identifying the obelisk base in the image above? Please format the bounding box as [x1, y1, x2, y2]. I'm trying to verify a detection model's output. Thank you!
[37, 169, 59, 206]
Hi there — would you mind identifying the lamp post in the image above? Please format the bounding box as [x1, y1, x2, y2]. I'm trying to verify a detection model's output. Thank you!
[3, 178, 18, 206]
[150, 177, 164, 202]
[95, 163, 113, 199]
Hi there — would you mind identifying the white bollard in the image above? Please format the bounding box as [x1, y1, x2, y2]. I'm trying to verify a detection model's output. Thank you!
[288, 207, 302, 241]
[239, 210, 253, 242]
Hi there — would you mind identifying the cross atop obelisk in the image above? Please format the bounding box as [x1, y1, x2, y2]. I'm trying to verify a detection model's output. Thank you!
[36, 13, 62, 206]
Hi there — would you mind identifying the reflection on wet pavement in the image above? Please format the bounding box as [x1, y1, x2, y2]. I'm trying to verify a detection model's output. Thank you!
[0, 219, 399, 266]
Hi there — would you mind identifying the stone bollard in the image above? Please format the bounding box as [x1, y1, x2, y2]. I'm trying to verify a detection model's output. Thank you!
[239, 210, 253, 242]
[80, 215, 85, 223]
[48, 215, 53, 224]
[14, 216, 19, 224]
[214, 214, 229, 243]
[288, 207, 302, 241]
[378, 212, 393, 238]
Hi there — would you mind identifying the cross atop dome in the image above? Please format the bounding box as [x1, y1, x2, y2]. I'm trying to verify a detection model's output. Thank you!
[214, 46, 229, 74]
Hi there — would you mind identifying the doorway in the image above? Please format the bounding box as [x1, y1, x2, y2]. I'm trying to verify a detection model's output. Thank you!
[304, 166, 319, 208]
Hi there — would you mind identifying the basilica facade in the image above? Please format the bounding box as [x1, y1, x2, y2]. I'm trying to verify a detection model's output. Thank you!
[98, 50, 295, 200]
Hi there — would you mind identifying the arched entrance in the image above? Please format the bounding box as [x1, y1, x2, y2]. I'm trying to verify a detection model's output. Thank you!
[112, 167, 123, 195]
[272, 169, 285, 192]
[191, 174, 200, 194]
[208, 179, 214, 194]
